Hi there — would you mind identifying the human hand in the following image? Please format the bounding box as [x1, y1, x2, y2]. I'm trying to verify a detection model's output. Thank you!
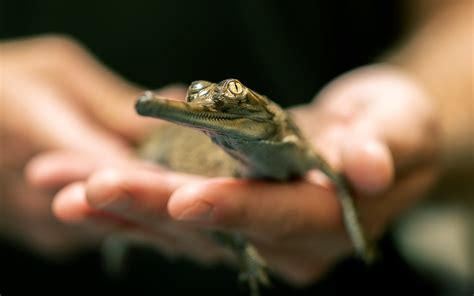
[0, 35, 186, 257]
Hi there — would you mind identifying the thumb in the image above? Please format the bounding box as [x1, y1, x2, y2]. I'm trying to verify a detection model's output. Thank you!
[167, 178, 343, 239]
[342, 133, 394, 196]
[48, 38, 187, 141]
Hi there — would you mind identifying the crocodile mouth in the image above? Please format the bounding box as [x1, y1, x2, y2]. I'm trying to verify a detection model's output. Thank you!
[164, 106, 242, 122]
[135, 91, 275, 140]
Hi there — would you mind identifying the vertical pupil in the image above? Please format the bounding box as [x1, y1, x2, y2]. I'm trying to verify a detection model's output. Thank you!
[229, 82, 241, 94]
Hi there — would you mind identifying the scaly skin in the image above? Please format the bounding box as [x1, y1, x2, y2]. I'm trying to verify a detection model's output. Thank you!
[135, 79, 374, 295]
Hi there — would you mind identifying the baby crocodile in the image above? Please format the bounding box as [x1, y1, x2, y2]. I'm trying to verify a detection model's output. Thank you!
[135, 79, 374, 295]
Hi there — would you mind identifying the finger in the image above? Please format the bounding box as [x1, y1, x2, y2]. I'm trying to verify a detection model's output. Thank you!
[345, 96, 437, 195]
[313, 72, 436, 196]
[342, 134, 394, 196]
[52, 181, 130, 226]
[53, 180, 175, 236]
[4, 74, 133, 157]
[358, 164, 438, 238]
[366, 95, 437, 173]
[346, 67, 438, 171]
[81, 169, 229, 262]
[37, 37, 187, 140]
[52, 180, 176, 241]
[85, 168, 202, 217]
[26, 151, 102, 189]
[53, 181, 224, 262]
[168, 178, 344, 241]
[73, 79, 187, 141]
[25, 149, 156, 189]
[53, 181, 97, 222]
[26, 151, 218, 256]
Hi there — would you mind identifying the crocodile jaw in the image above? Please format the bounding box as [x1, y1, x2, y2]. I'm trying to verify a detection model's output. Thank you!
[135, 91, 275, 140]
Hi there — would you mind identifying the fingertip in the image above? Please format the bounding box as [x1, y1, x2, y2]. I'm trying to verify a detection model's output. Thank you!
[53, 182, 93, 222]
[25, 151, 96, 189]
[342, 136, 394, 196]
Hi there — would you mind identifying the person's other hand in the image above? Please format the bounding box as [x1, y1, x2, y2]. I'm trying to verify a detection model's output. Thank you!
[0, 35, 187, 257]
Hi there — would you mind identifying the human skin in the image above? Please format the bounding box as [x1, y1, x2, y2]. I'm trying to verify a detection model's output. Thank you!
[1, 0, 472, 285]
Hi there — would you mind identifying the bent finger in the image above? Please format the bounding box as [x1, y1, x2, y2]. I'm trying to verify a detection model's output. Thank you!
[85, 168, 203, 218]
[26, 151, 103, 189]
[168, 177, 344, 241]
[40, 36, 187, 140]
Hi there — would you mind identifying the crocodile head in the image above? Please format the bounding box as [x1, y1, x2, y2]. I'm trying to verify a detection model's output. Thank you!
[136, 79, 280, 140]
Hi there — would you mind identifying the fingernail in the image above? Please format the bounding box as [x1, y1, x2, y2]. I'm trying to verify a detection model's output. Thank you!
[177, 201, 213, 222]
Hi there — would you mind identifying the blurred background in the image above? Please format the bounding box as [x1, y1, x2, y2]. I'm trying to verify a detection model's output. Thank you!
[1, 0, 472, 295]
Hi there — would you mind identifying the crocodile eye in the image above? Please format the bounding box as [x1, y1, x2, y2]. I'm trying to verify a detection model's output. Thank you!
[190, 80, 211, 92]
[187, 80, 213, 102]
[228, 80, 243, 95]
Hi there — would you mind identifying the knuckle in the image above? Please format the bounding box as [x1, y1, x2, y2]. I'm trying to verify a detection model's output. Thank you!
[30, 34, 86, 69]
[86, 168, 124, 208]
[37, 34, 81, 53]
[90, 168, 123, 187]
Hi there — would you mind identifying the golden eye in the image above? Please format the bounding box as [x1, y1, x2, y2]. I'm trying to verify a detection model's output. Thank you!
[187, 80, 213, 102]
[228, 80, 243, 95]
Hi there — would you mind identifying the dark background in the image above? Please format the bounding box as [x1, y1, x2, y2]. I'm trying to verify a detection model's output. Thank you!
[1, 0, 400, 105]
[0, 0, 441, 295]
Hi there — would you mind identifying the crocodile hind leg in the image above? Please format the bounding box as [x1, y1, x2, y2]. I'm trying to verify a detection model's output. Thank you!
[211, 231, 270, 296]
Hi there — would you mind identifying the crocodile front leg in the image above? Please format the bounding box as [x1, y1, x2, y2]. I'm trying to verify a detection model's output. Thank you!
[212, 231, 270, 296]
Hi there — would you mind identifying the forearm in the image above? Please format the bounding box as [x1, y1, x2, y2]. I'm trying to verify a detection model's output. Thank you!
[386, 0, 473, 170]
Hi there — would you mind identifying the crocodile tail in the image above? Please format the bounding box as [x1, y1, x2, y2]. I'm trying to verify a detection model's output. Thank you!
[309, 154, 376, 264]
[334, 180, 377, 264]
